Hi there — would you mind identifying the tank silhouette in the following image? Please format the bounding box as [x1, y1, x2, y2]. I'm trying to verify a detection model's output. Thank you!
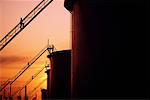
[47, 50, 71, 99]
[41, 89, 47, 100]
[64, 0, 149, 99]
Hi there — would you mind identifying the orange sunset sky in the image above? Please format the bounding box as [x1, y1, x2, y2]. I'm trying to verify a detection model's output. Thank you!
[0, 0, 71, 99]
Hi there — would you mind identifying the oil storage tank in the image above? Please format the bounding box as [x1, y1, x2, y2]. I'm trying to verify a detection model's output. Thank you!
[47, 50, 71, 99]
[41, 89, 47, 100]
[64, 0, 149, 99]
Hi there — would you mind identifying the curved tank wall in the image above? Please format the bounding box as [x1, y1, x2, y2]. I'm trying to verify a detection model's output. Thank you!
[47, 50, 71, 99]
[66, 0, 149, 99]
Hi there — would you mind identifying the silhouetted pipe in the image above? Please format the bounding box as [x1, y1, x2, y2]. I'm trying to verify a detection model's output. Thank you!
[25, 85, 28, 100]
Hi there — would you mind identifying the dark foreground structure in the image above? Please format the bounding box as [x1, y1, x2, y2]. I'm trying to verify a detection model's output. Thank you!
[47, 50, 71, 99]
[65, 0, 149, 99]
[41, 89, 47, 100]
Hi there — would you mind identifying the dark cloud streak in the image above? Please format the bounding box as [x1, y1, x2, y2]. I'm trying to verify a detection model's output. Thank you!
[0, 55, 29, 65]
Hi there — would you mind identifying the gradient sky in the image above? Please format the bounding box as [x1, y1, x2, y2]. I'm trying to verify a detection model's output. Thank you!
[0, 0, 71, 99]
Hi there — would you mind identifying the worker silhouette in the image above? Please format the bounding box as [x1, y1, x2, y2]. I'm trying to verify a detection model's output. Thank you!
[27, 62, 30, 66]
[20, 18, 24, 29]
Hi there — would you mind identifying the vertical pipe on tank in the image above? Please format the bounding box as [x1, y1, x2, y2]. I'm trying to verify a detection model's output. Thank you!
[9, 85, 13, 100]
[25, 85, 27, 100]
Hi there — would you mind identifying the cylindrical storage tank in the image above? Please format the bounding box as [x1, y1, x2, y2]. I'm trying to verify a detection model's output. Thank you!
[65, 0, 149, 99]
[45, 69, 50, 98]
[41, 89, 47, 100]
[47, 50, 71, 99]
